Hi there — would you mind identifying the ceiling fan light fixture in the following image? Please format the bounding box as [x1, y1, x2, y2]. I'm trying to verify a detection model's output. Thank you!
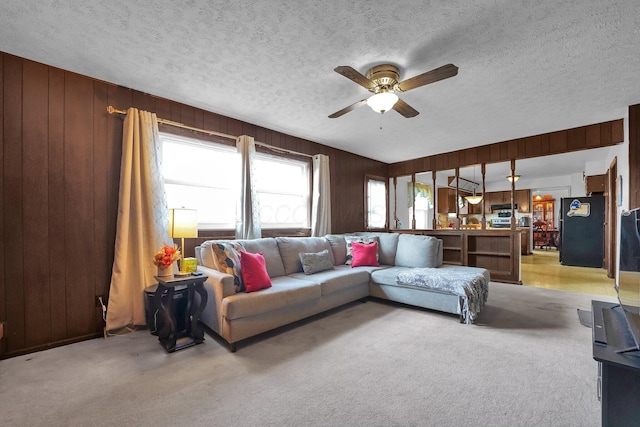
[507, 174, 520, 182]
[367, 92, 399, 113]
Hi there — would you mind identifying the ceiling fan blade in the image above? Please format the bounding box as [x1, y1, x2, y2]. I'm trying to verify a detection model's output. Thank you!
[328, 99, 368, 118]
[393, 98, 419, 118]
[396, 63, 458, 92]
[334, 66, 377, 90]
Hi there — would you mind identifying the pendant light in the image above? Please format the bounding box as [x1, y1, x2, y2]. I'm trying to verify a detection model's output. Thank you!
[465, 166, 483, 205]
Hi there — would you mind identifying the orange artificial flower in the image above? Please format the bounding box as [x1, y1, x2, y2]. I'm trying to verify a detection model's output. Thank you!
[153, 245, 181, 267]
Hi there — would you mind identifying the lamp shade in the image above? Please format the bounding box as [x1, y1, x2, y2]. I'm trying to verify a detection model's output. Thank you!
[367, 92, 399, 113]
[168, 208, 198, 238]
[465, 194, 483, 205]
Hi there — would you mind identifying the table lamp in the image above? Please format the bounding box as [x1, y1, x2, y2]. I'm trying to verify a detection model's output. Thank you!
[168, 208, 198, 275]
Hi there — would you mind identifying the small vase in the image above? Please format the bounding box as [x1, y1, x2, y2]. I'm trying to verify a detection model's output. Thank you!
[157, 264, 173, 277]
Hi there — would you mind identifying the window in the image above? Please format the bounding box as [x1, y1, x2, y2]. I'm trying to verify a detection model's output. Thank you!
[254, 153, 310, 228]
[161, 133, 240, 229]
[161, 132, 311, 230]
[365, 175, 387, 229]
[411, 182, 433, 229]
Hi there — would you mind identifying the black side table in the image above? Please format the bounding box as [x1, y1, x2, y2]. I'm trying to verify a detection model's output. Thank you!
[153, 274, 208, 352]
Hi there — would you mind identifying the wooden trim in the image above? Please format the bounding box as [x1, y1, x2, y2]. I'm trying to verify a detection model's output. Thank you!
[364, 174, 388, 230]
[389, 119, 625, 177]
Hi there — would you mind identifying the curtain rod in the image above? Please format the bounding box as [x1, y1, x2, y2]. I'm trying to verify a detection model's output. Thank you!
[106, 106, 236, 140]
[106, 106, 313, 159]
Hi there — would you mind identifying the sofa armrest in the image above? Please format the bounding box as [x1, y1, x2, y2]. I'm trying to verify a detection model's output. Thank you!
[199, 265, 236, 297]
[197, 265, 235, 337]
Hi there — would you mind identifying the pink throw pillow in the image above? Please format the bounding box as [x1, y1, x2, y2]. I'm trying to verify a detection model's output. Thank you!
[240, 251, 272, 293]
[350, 241, 379, 267]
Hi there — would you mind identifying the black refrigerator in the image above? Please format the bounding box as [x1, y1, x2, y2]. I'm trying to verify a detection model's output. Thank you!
[559, 195, 605, 268]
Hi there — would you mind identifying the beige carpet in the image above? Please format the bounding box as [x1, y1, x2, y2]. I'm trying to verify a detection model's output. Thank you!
[0, 283, 616, 427]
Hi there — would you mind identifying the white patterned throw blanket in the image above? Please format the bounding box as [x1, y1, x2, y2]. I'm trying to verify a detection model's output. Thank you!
[396, 268, 488, 324]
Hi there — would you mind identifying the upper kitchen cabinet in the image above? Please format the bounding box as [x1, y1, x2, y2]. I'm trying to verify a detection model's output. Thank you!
[585, 174, 606, 194]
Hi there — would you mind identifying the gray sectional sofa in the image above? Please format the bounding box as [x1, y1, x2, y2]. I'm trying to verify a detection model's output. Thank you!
[196, 232, 489, 351]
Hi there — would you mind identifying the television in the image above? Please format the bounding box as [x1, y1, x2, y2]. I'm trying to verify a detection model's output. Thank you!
[617, 208, 640, 353]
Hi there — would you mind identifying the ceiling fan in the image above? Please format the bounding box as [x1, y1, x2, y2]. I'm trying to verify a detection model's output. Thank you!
[328, 63, 458, 118]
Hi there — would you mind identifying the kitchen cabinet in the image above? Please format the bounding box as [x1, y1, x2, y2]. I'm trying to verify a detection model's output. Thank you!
[437, 188, 455, 214]
[483, 189, 530, 214]
[467, 199, 482, 214]
[437, 188, 469, 214]
[516, 189, 531, 213]
[585, 174, 606, 194]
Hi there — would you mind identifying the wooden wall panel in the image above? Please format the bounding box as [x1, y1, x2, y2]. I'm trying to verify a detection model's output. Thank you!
[93, 81, 111, 328]
[4, 55, 25, 353]
[22, 61, 51, 348]
[48, 67, 67, 342]
[389, 119, 625, 177]
[550, 130, 568, 153]
[64, 72, 96, 338]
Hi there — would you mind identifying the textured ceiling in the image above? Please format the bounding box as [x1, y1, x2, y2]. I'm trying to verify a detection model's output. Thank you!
[1, 0, 639, 166]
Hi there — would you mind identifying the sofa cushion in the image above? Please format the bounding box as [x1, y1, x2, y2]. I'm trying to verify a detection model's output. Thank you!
[325, 234, 348, 265]
[199, 240, 218, 270]
[276, 237, 334, 275]
[222, 277, 321, 320]
[240, 251, 272, 293]
[395, 234, 442, 268]
[299, 249, 334, 275]
[355, 232, 399, 265]
[208, 241, 246, 292]
[236, 238, 286, 278]
[351, 241, 379, 267]
[290, 265, 370, 296]
[344, 235, 379, 265]
[194, 245, 203, 265]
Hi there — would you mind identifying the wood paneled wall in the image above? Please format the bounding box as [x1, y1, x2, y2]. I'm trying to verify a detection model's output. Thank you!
[389, 119, 625, 177]
[0, 52, 386, 358]
[629, 104, 640, 209]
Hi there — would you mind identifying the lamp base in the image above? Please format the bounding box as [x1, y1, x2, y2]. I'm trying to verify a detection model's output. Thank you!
[174, 271, 192, 277]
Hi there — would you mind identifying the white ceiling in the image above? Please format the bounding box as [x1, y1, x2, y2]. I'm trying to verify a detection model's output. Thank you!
[1, 0, 639, 169]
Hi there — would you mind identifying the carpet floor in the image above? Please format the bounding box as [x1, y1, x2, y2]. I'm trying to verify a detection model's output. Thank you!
[0, 282, 616, 427]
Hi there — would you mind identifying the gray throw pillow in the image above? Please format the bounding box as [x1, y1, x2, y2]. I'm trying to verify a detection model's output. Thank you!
[299, 249, 334, 275]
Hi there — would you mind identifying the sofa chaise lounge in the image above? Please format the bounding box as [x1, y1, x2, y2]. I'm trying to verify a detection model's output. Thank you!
[195, 232, 489, 351]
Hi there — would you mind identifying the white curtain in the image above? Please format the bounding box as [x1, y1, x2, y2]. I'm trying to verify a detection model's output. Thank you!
[236, 135, 262, 239]
[311, 154, 331, 236]
[106, 108, 171, 332]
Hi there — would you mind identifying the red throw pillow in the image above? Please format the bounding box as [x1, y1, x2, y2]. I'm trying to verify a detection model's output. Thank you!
[240, 251, 272, 293]
[350, 241, 379, 267]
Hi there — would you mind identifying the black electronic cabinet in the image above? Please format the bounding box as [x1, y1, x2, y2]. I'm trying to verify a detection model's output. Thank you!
[591, 301, 640, 427]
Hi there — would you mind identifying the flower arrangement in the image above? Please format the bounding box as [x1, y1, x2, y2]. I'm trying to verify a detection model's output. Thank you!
[153, 245, 181, 267]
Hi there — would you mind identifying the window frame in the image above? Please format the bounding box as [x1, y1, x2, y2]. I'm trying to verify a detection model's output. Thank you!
[364, 174, 388, 230]
[159, 131, 313, 236]
[253, 150, 312, 230]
